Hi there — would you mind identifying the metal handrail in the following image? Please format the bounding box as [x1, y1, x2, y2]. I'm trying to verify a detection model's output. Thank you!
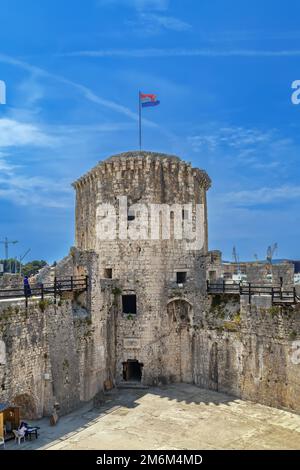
[207, 280, 299, 305]
[0, 276, 88, 307]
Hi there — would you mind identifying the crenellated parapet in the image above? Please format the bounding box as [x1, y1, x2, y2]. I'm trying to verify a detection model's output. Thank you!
[72, 151, 211, 192]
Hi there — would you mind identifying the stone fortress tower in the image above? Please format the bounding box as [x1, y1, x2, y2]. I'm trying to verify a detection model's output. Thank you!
[2, 150, 300, 420]
[72, 151, 211, 387]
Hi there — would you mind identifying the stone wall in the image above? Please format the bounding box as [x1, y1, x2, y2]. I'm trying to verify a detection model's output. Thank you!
[0, 294, 104, 419]
[0, 273, 23, 289]
[0, 302, 51, 418]
[193, 295, 300, 413]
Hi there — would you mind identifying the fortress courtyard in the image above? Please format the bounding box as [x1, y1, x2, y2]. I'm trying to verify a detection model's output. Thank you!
[7, 383, 300, 451]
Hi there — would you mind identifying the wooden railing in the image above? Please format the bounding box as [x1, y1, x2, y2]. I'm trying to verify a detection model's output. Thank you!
[0, 276, 88, 307]
[207, 280, 299, 305]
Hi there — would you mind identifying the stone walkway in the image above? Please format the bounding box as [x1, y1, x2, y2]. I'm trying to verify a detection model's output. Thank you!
[4, 384, 300, 450]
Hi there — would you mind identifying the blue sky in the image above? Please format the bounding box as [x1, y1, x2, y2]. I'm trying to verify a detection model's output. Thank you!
[0, 0, 300, 263]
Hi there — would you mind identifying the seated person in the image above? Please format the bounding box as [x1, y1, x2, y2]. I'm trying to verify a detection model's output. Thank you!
[17, 423, 27, 437]
[19, 421, 28, 428]
[19, 421, 39, 439]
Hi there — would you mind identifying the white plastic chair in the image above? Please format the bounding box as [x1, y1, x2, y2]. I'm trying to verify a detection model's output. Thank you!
[13, 429, 25, 445]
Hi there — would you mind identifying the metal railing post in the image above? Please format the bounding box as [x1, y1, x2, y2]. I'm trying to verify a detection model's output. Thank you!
[54, 277, 57, 304]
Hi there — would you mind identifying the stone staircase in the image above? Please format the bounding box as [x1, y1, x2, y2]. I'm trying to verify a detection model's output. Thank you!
[117, 381, 149, 390]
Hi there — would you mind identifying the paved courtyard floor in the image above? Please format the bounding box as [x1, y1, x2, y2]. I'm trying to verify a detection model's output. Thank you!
[4, 384, 300, 450]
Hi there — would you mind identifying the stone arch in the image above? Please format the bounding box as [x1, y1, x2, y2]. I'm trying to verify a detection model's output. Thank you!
[12, 393, 38, 419]
[167, 298, 193, 324]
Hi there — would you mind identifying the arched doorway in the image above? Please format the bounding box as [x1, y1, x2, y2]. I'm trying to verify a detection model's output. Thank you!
[167, 298, 192, 324]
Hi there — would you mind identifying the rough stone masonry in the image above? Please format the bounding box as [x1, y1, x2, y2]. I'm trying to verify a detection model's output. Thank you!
[0, 150, 300, 419]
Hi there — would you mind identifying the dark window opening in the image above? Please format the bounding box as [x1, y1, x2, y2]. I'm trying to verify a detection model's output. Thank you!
[123, 360, 143, 382]
[128, 208, 135, 221]
[122, 294, 137, 314]
[104, 268, 112, 279]
[182, 209, 189, 220]
[176, 272, 187, 284]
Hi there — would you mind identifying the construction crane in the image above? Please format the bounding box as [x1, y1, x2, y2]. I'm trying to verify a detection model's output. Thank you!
[0, 237, 19, 272]
[266, 243, 278, 264]
[18, 248, 31, 275]
[232, 246, 241, 274]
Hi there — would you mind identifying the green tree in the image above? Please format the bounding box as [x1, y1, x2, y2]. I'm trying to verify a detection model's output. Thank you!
[22, 260, 48, 277]
[0, 259, 48, 276]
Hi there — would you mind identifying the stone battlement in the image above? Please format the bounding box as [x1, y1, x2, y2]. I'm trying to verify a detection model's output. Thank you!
[72, 151, 211, 191]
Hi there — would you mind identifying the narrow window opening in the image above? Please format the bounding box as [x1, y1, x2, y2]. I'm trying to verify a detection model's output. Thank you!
[128, 208, 135, 222]
[182, 209, 189, 220]
[104, 268, 112, 279]
[176, 272, 187, 284]
[122, 294, 137, 314]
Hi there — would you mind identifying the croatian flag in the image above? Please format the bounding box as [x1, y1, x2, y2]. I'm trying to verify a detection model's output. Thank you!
[140, 92, 160, 108]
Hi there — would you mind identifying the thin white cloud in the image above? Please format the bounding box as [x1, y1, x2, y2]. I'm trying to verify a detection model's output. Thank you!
[0, 51, 178, 151]
[198, 30, 300, 43]
[0, 53, 153, 126]
[189, 127, 274, 152]
[129, 13, 191, 34]
[0, 187, 71, 208]
[222, 186, 300, 206]
[0, 151, 15, 171]
[0, 117, 139, 208]
[98, 0, 189, 35]
[60, 48, 300, 58]
[17, 75, 45, 109]
[0, 118, 57, 147]
[0, 163, 72, 208]
[0, 48, 172, 208]
[97, 0, 169, 11]
[0, 137, 72, 209]
[187, 125, 291, 172]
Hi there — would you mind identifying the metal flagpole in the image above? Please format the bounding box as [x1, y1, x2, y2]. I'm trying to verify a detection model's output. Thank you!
[139, 90, 142, 151]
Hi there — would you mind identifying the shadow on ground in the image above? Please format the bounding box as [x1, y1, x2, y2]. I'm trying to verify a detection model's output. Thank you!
[2, 383, 236, 450]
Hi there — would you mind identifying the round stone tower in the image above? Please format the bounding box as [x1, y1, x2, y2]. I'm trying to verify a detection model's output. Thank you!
[73, 151, 211, 386]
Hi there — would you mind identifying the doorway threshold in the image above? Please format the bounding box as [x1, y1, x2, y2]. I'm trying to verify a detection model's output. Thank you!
[117, 381, 149, 390]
